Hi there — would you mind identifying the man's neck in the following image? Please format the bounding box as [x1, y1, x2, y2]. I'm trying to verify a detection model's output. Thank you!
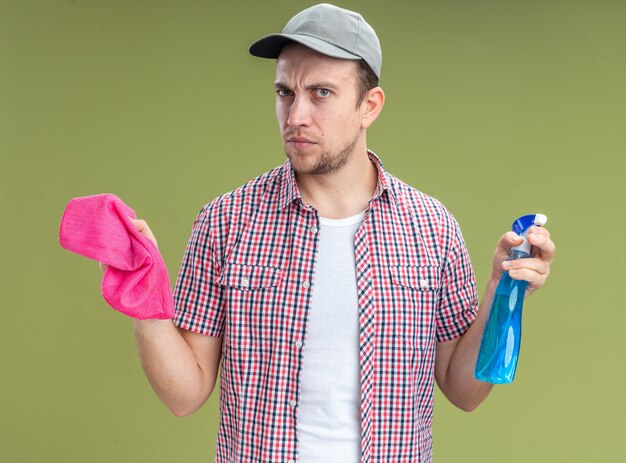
[295, 148, 378, 219]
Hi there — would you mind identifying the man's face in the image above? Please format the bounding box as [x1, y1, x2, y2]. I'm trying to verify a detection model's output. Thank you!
[275, 44, 365, 176]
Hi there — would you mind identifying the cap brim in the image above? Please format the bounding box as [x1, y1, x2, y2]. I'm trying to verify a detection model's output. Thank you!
[249, 33, 362, 61]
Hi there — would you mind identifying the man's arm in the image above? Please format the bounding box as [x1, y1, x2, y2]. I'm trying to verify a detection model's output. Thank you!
[133, 319, 222, 417]
[102, 217, 223, 417]
[435, 226, 555, 411]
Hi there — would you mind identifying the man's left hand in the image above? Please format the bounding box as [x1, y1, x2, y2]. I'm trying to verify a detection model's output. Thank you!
[491, 226, 556, 297]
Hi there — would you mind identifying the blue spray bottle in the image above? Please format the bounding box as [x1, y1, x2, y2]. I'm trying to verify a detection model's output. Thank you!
[474, 213, 548, 384]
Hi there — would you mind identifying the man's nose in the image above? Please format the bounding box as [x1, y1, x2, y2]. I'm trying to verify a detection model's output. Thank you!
[287, 95, 312, 127]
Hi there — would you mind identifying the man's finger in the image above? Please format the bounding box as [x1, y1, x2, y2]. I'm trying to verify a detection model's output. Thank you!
[128, 216, 159, 248]
[508, 267, 547, 288]
[503, 257, 550, 276]
[528, 233, 556, 261]
[500, 231, 524, 250]
[528, 225, 551, 239]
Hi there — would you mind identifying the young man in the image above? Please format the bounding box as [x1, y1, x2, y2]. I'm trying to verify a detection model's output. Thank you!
[128, 4, 555, 462]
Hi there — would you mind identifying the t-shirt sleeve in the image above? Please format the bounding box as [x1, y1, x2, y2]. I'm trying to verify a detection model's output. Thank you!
[172, 204, 225, 337]
[435, 216, 479, 343]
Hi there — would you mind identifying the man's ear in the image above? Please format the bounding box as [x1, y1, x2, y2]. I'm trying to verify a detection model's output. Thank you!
[361, 87, 385, 129]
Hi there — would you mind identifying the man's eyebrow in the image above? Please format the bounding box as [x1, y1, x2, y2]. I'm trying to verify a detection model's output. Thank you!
[274, 81, 290, 89]
[273, 81, 339, 90]
[305, 81, 339, 90]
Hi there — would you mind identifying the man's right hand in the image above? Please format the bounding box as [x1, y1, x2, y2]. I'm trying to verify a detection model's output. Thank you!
[127, 216, 159, 248]
[98, 216, 158, 273]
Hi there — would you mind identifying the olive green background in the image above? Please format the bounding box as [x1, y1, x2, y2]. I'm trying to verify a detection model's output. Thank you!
[1, 0, 624, 461]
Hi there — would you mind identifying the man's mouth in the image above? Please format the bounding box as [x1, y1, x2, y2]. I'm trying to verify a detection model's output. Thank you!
[287, 137, 315, 144]
[286, 137, 317, 149]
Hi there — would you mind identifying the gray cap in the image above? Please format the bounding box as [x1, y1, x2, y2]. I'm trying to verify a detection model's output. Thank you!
[249, 3, 382, 79]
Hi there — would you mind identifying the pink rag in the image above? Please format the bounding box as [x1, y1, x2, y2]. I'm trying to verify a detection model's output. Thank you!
[59, 193, 174, 320]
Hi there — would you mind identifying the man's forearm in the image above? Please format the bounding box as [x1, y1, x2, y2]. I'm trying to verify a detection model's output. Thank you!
[133, 319, 210, 416]
[439, 277, 499, 411]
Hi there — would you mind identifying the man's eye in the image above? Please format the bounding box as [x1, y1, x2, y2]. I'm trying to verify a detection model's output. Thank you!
[314, 88, 332, 97]
[276, 89, 292, 97]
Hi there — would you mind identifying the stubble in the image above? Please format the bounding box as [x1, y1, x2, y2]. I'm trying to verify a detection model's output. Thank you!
[286, 135, 358, 176]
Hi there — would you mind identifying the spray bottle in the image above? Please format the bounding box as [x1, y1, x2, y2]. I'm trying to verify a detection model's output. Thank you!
[474, 213, 548, 384]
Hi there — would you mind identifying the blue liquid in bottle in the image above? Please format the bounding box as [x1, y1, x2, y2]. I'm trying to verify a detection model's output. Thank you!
[474, 249, 529, 384]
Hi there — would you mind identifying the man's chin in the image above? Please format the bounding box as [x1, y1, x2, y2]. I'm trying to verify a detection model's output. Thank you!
[284, 148, 314, 167]
[285, 157, 320, 176]
[286, 156, 313, 174]
[284, 146, 353, 176]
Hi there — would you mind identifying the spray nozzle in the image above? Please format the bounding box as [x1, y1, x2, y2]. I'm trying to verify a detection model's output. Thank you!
[511, 213, 548, 256]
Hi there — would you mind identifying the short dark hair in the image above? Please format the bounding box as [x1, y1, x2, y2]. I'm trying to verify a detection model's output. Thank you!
[355, 59, 379, 107]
